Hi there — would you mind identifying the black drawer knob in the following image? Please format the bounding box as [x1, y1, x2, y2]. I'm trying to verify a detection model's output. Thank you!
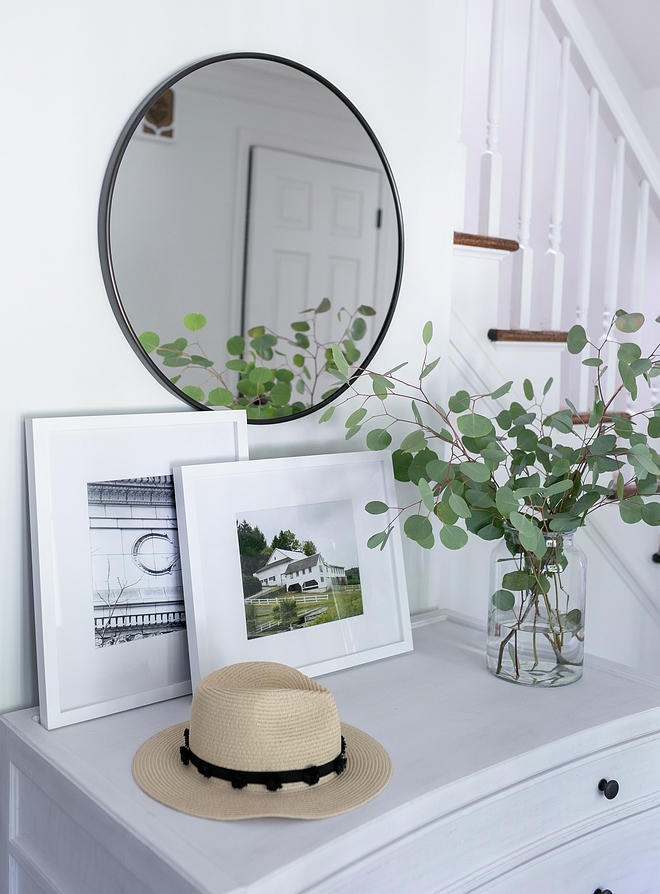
[594, 889, 612, 894]
[598, 778, 619, 800]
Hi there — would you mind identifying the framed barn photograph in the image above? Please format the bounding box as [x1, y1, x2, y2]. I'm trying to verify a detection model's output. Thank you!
[173, 451, 412, 686]
[25, 410, 248, 729]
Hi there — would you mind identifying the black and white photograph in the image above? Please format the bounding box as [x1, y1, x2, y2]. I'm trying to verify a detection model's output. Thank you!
[25, 411, 248, 729]
[235, 500, 363, 639]
[87, 476, 185, 648]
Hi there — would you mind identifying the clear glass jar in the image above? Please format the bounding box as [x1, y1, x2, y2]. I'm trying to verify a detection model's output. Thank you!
[486, 527, 587, 686]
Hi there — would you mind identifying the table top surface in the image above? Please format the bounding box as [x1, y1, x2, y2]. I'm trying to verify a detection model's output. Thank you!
[6, 613, 660, 894]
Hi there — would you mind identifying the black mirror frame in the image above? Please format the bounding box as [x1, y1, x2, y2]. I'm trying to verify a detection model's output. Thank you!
[98, 52, 404, 424]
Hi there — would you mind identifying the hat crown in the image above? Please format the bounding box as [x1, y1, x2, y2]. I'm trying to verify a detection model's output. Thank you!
[189, 662, 341, 773]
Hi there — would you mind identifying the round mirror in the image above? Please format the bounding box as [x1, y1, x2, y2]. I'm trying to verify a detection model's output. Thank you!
[99, 53, 403, 423]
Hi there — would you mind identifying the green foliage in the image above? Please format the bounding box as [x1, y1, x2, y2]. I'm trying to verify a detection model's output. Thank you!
[271, 530, 303, 552]
[140, 300, 374, 419]
[317, 311, 660, 578]
[236, 520, 268, 557]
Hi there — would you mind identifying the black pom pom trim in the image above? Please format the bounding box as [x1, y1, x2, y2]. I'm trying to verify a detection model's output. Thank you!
[302, 765, 320, 786]
[179, 728, 347, 789]
[334, 753, 347, 775]
[265, 774, 283, 792]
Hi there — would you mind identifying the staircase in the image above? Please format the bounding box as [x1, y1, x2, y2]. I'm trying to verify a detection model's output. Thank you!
[445, 0, 660, 675]
[452, 0, 660, 414]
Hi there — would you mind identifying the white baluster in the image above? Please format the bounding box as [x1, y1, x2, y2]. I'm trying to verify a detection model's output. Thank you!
[626, 179, 650, 415]
[454, 1, 469, 231]
[576, 87, 599, 412]
[479, 0, 505, 236]
[603, 135, 627, 400]
[631, 178, 650, 310]
[511, 0, 540, 330]
[542, 35, 571, 331]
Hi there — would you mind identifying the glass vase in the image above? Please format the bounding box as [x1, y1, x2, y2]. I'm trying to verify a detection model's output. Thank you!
[486, 527, 587, 686]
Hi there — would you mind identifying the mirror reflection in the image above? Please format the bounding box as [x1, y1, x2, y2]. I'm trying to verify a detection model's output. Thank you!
[101, 55, 402, 421]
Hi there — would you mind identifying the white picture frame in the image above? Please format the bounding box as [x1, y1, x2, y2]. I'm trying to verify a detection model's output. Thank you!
[173, 451, 412, 687]
[26, 411, 248, 729]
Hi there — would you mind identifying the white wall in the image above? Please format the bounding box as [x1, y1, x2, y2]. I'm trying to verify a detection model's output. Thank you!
[0, 0, 465, 713]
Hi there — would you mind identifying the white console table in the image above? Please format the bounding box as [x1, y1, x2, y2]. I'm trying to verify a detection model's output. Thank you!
[3, 613, 660, 894]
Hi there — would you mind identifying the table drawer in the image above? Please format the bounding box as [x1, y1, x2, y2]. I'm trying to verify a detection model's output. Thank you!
[482, 805, 660, 894]
[306, 731, 660, 894]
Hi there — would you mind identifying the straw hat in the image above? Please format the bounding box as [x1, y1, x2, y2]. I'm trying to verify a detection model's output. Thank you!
[132, 661, 392, 820]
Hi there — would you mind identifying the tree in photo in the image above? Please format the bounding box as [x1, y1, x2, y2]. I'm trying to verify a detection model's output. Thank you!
[271, 529, 302, 552]
[302, 540, 317, 556]
[237, 520, 268, 556]
[273, 598, 298, 626]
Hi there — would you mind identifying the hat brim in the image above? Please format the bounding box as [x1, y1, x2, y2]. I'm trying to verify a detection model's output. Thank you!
[132, 721, 392, 820]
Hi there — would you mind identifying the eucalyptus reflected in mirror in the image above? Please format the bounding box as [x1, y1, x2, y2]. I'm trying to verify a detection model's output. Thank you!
[99, 54, 403, 422]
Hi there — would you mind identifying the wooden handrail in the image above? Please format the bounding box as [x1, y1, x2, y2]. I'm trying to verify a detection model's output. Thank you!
[488, 328, 567, 342]
[454, 232, 519, 252]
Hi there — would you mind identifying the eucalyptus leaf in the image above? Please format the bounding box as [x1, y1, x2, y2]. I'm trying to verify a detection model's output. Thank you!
[543, 479, 574, 497]
[439, 524, 468, 550]
[183, 313, 207, 332]
[420, 356, 441, 380]
[642, 502, 660, 526]
[590, 434, 617, 456]
[207, 387, 234, 407]
[448, 391, 471, 414]
[365, 501, 390, 515]
[615, 312, 644, 333]
[618, 342, 642, 363]
[501, 570, 535, 591]
[565, 609, 583, 629]
[649, 417, 660, 439]
[404, 514, 433, 544]
[181, 385, 205, 402]
[365, 428, 392, 451]
[490, 381, 513, 400]
[422, 321, 434, 345]
[350, 317, 367, 342]
[367, 531, 388, 550]
[459, 461, 491, 483]
[492, 589, 515, 612]
[435, 501, 459, 525]
[346, 407, 367, 428]
[619, 496, 644, 524]
[331, 344, 349, 377]
[139, 331, 159, 353]
[448, 492, 471, 518]
[616, 472, 624, 501]
[567, 324, 588, 354]
[418, 478, 436, 512]
[392, 450, 413, 482]
[457, 414, 494, 438]
[400, 429, 427, 453]
[426, 459, 450, 482]
[495, 486, 519, 516]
